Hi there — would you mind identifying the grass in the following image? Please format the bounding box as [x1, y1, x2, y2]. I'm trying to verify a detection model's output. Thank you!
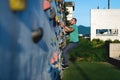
[62, 38, 120, 80]
[62, 61, 120, 80]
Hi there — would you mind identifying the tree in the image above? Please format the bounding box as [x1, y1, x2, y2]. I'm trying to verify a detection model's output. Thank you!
[63, 4, 70, 26]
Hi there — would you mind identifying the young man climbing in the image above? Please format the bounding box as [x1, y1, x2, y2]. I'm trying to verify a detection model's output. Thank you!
[60, 18, 79, 68]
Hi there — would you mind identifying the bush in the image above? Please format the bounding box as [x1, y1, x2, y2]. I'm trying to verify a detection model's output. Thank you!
[69, 38, 108, 62]
[91, 39, 104, 48]
[113, 39, 120, 43]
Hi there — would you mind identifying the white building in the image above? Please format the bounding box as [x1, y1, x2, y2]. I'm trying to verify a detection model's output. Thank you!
[65, 2, 74, 20]
[91, 9, 120, 41]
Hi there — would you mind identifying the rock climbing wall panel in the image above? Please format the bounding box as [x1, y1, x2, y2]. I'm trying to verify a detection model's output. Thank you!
[0, 0, 66, 80]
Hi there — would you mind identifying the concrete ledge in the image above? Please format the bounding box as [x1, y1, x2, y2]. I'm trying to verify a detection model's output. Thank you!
[109, 43, 120, 60]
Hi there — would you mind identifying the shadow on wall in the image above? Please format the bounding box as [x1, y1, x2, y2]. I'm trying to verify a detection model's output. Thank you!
[108, 58, 120, 68]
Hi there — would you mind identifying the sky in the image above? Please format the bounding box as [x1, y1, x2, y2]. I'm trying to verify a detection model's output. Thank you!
[65, 0, 120, 26]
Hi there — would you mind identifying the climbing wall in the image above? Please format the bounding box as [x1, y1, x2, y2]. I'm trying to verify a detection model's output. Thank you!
[0, 0, 65, 80]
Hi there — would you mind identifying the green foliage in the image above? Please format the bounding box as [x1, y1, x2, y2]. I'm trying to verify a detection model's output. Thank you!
[68, 38, 120, 62]
[66, 20, 70, 26]
[63, 62, 120, 80]
[104, 39, 112, 44]
[91, 39, 104, 48]
[64, 7, 69, 16]
[63, 6, 70, 26]
[113, 39, 120, 43]
[69, 38, 108, 62]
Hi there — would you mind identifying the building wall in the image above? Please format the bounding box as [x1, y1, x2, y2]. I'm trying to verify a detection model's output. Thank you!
[66, 7, 74, 20]
[91, 9, 120, 41]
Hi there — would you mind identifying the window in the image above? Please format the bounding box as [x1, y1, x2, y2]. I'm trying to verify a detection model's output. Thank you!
[96, 29, 118, 36]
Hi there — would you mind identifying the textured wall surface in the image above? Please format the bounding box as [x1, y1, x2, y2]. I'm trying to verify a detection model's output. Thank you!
[0, 0, 65, 80]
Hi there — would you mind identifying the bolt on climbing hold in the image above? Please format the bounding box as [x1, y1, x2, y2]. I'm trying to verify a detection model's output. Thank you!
[32, 28, 43, 43]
